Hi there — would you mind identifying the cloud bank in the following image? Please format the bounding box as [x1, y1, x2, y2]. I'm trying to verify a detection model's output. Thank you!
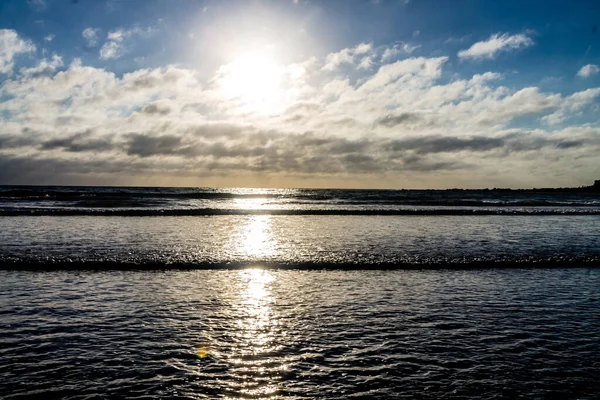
[0, 30, 599, 188]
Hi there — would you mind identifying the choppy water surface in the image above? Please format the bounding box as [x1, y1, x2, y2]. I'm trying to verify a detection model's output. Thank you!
[1, 186, 600, 215]
[1, 215, 599, 267]
[1, 269, 600, 399]
[2, 186, 600, 398]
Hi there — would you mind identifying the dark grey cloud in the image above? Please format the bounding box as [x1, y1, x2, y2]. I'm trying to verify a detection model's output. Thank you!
[0, 135, 35, 149]
[55, 116, 86, 126]
[0, 121, 596, 184]
[400, 154, 468, 171]
[329, 138, 370, 154]
[126, 134, 186, 157]
[186, 123, 249, 140]
[555, 140, 584, 149]
[141, 103, 171, 115]
[500, 133, 589, 153]
[376, 112, 424, 127]
[0, 154, 161, 185]
[201, 142, 267, 158]
[388, 136, 505, 154]
[41, 131, 114, 153]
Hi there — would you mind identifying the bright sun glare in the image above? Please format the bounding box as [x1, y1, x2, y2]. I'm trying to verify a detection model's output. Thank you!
[219, 50, 284, 113]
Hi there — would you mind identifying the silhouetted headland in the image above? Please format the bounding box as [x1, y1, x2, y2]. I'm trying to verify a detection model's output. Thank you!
[445, 180, 600, 192]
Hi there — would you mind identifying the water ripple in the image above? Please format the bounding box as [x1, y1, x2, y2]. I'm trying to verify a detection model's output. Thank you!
[1, 269, 600, 399]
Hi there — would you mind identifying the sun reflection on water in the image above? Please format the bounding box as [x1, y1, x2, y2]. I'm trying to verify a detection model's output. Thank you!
[238, 216, 277, 259]
[232, 197, 270, 210]
[237, 269, 275, 354]
[226, 268, 283, 399]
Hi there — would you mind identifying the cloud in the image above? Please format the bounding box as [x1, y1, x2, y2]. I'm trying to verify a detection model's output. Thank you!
[322, 42, 373, 71]
[376, 112, 425, 127]
[19, 54, 63, 77]
[0, 29, 36, 74]
[357, 56, 374, 70]
[0, 135, 36, 149]
[380, 42, 420, 62]
[542, 88, 600, 125]
[577, 64, 600, 78]
[1, 35, 600, 188]
[99, 26, 157, 60]
[99, 40, 122, 60]
[44, 34, 55, 42]
[141, 101, 173, 115]
[359, 56, 448, 91]
[458, 33, 534, 60]
[126, 134, 189, 157]
[2, 125, 595, 185]
[41, 130, 113, 153]
[82, 28, 101, 47]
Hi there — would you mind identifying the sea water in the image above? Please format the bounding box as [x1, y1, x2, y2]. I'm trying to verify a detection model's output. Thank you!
[1, 186, 600, 398]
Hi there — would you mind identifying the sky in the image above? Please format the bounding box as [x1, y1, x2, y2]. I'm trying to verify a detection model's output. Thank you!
[0, 0, 599, 189]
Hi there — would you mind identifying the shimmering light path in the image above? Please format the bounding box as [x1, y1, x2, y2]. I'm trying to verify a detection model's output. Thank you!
[1, 215, 599, 267]
[1, 269, 600, 399]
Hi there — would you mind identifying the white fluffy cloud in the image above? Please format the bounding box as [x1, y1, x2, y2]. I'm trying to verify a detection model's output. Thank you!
[577, 64, 600, 78]
[19, 54, 63, 77]
[322, 42, 373, 71]
[0, 29, 36, 74]
[458, 33, 534, 60]
[99, 40, 122, 60]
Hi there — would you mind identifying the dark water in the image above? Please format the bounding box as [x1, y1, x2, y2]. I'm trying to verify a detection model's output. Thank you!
[1, 269, 600, 399]
[2, 186, 600, 398]
[1, 185, 600, 215]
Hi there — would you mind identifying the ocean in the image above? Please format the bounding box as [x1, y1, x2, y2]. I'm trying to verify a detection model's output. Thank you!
[1, 185, 600, 398]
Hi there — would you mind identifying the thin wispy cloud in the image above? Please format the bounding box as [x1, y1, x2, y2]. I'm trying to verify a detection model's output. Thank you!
[381, 43, 420, 62]
[458, 33, 534, 60]
[82, 28, 101, 47]
[27, 0, 46, 12]
[100, 26, 157, 60]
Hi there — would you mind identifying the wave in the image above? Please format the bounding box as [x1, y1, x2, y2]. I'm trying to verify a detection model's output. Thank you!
[1, 207, 600, 216]
[0, 188, 282, 200]
[289, 199, 600, 207]
[1, 255, 599, 270]
[1, 187, 599, 208]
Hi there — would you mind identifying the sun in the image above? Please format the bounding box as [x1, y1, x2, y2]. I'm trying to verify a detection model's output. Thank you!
[218, 50, 284, 113]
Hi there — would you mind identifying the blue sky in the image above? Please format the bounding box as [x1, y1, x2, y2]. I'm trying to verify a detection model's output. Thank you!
[0, 0, 599, 188]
